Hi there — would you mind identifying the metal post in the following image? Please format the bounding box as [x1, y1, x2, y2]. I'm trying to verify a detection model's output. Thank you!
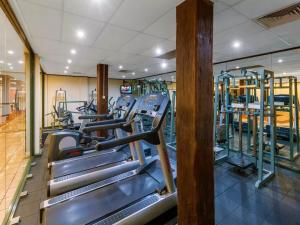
[225, 77, 230, 153]
[257, 74, 265, 184]
[289, 77, 294, 160]
[246, 79, 251, 153]
[213, 79, 220, 146]
[169, 91, 176, 143]
[269, 74, 275, 172]
[294, 78, 300, 157]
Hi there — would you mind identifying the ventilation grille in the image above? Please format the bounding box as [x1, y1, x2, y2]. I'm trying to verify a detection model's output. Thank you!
[118, 69, 130, 73]
[256, 3, 300, 28]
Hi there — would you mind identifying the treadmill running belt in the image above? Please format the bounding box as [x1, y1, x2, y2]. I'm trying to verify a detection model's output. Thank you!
[44, 174, 159, 225]
[52, 151, 128, 178]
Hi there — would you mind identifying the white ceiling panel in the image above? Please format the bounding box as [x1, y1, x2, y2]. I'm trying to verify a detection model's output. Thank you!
[214, 20, 265, 46]
[144, 8, 176, 39]
[120, 34, 163, 54]
[17, 0, 62, 40]
[234, 0, 300, 19]
[94, 25, 138, 51]
[110, 0, 181, 31]
[62, 13, 105, 46]
[213, 1, 229, 14]
[217, 0, 244, 6]
[214, 8, 248, 33]
[24, 0, 63, 10]
[64, 0, 122, 22]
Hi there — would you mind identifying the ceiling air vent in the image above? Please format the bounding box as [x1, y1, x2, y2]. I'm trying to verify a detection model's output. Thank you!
[118, 69, 130, 73]
[155, 49, 176, 60]
[255, 3, 300, 28]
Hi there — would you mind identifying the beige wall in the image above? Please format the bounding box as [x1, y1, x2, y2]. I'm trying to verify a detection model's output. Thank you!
[44, 75, 122, 126]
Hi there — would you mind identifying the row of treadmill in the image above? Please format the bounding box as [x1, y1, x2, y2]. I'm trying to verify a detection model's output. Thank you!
[40, 93, 177, 225]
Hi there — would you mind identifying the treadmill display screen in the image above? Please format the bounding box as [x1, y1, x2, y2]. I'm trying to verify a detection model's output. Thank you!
[120, 85, 132, 94]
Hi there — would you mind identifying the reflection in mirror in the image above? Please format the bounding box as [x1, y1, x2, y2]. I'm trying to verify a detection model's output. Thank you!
[0, 6, 29, 224]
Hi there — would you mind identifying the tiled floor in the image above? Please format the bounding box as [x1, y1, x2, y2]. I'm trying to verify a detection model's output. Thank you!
[0, 114, 29, 224]
[12, 148, 300, 225]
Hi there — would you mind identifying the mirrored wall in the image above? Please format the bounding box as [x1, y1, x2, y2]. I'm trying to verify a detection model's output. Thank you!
[0, 7, 30, 223]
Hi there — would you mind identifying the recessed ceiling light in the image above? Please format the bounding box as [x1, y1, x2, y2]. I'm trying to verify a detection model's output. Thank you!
[122, 75, 126, 78]
[18, 60, 24, 64]
[65, 66, 69, 69]
[283, 72, 287, 75]
[7, 63, 12, 66]
[70, 49, 77, 55]
[278, 59, 283, 63]
[67, 59, 72, 64]
[76, 30, 85, 39]
[0, 60, 4, 64]
[155, 47, 162, 55]
[144, 68, 148, 72]
[118, 65, 123, 69]
[64, 70, 68, 74]
[235, 66, 240, 69]
[132, 72, 135, 76]
[9, 66, 13, 70]
[7, 50, 14, 55]
[161, 62, 167, 69]
[232, 41, 241, 49]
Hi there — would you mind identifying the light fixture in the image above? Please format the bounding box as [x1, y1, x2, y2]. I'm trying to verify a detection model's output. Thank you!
[132, 72, 135, 76]
[144, 68, 148, 72]
[76, 30, 85, 39]
[65, 66, 69, 69]
[283, 72, 287, 75]
[161, 62, 167, 69]
[278, 59, 283, 63]
[9, 66, 13, 70]
[122, 75, 126, 78]
[67, 59, 72, 64]
[155, 47, 162, 55]
[70, 49, 77, 55]
[232, 41, 241, 49]
[7, 50, 14, 55]
[18, 60, 24, 64]
[235, 66, 240, 69]
[64, 70, 68, 74]
[0, 60, 4, 64]
[118, 65, 123, 69]
[7, 63, 12, 66]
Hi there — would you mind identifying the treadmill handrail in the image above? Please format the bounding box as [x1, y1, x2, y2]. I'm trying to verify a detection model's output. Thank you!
[78, 114, 112, 120]
[96, 131, 156, 151]
[83, 122, 128, 133]
[84, 118, 125, 127]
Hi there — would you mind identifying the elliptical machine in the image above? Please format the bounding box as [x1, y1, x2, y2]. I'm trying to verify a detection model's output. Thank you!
[46, 95, 136, 162]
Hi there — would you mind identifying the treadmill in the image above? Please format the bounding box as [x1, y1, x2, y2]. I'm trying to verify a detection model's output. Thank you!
[46, 95, 137, 162]
[47, 96, 150, 196]
[40, 93, 177, 225]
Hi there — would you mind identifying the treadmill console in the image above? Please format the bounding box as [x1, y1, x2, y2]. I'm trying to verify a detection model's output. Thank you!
[115, 95, 136, 111]
[135, 94, 169, 118]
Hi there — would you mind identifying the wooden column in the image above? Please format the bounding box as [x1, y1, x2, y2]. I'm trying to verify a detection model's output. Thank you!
[176, 0, 214, 225]
[96, 64, 108, 136]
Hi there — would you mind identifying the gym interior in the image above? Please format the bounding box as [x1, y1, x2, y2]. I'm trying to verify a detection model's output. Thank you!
[0, 0, 299, 225]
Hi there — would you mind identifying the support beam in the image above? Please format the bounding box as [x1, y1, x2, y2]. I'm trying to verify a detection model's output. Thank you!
[176, 0, 214, 225]
[96, 64, 108, 137]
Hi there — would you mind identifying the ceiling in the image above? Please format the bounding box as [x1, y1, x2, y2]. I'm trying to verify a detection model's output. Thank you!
[8, 0, 300, 79]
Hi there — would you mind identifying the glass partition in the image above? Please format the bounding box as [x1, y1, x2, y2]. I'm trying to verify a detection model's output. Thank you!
[0, 7, 29, 223]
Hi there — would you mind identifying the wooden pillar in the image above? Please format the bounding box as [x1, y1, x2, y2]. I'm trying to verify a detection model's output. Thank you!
[176, 0, 214, 225]
[96, 64, 108, 136]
